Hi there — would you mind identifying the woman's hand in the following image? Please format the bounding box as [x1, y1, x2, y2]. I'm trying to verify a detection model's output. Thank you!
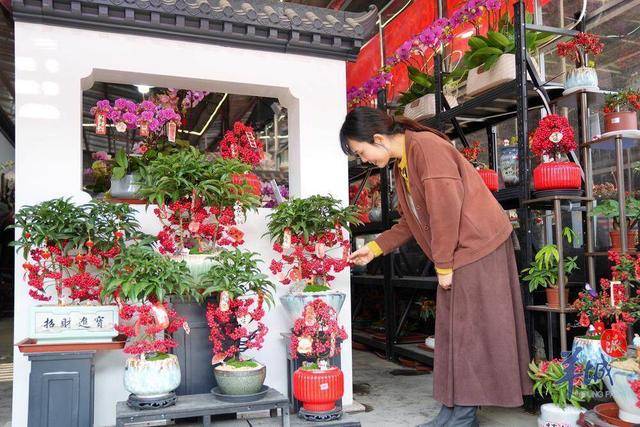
[348, 246, 375, 266]
[438, 271, 453, 290]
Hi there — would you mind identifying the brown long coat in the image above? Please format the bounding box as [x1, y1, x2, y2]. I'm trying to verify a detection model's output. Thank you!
[373, 131, 532, 407]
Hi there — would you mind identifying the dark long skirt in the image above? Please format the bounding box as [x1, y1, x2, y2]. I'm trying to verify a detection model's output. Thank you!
[433, 237, 533, 407]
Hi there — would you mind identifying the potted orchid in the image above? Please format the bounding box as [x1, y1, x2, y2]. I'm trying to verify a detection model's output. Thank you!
[109, 148, 144, 199]
[12, 198, 139, 344]
[459, 141, 499, 192]
[603, 89, 640, 133]
[531, 114, 581, 192]
[203, 249, 274, 398]
[265, 195, 360, 319]
[556, 32, 604, 94]
[291, 298, 348, 417]
[101, 244, 192, 405]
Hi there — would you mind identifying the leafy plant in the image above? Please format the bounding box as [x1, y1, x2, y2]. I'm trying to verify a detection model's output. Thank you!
[591, 198, 640, 230]
[111, 148, 143, 180]
[604, 89, 640, 113]
[528, 359, 598, 408]
[398, 65, 467, 107]
[521, 227, 579, 292]
[200, 249, 275, 305]
[102, 244, 192, 302]
[462, 12, 554, 72]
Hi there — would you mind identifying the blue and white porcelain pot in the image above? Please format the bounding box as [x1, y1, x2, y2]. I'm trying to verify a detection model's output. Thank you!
[572, 336, 611, 367]
[564, 66, 599, 94]
[604, 360, 640, 423]
[124, 354, 181, 398]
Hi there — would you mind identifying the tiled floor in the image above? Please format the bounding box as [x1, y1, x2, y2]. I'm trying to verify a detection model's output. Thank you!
[0, 316, 537, 426]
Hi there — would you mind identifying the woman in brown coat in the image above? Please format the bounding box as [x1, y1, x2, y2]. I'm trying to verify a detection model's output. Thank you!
[342, 107, 532, 427]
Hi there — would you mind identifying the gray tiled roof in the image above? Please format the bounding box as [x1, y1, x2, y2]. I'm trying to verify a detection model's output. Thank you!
[11, 0, 378, 60]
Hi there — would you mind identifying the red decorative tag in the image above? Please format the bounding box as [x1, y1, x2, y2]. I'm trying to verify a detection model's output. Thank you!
[95, 112, 107, 135]
[219, 291, 230, 312]
[283, 229, 292, 249]
[167, 122, 177, 143]
[289, 268, 301, 281]
[246, 131, 257, 149]
[212, 352, 226, 365]
[304, 305, 316, 327]
[315, 243, 326, 259]
[601, 328, 628, 358]
[139, 122, 149, 137]
[151, 303, 170, 329]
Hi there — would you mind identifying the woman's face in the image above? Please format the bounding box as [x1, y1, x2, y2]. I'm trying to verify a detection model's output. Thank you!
[348, 135, 391, 168]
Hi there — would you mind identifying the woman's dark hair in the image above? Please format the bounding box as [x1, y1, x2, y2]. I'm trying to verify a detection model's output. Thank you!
[339, 106, 450, 155]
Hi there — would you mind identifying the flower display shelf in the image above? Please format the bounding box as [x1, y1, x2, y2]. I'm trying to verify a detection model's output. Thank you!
[16, 335, 126, 353]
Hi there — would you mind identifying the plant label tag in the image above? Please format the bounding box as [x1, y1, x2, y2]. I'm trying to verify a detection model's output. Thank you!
[304, 306, 316, 327]
[95, 112, 107, 135]
[183, 321, 191, 335]
[233, 202, 245, 224]
[231, 143, 237, 157]
[315, 243, 326, 258]
[289, 268, 301, 281]
[601, 328, 627, 358]
[167, 122, 177, 142]
[151, 303, 170, 329]
[220, 291, 230, 312]
[611, 117, 621, 124]
[320, 383, 329, 391]
[115, 121, 127, 133]
[342, 245, 349, 260]
[246, 131, 257, 149]
[549, 131, 563, 143]
[139, 122, 149, 137]
[212, 352, 225, 365]
[283, 229, 292, 249]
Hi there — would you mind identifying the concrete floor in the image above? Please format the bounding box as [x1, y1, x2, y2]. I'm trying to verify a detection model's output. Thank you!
[0, 316, 538, 426]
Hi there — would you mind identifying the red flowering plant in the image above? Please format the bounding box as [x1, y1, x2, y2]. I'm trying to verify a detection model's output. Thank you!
[556, 32, 604, 68]
[203, 249, 274, 368]
[102, 244, 192, 358]
[138, 147, 261, 256]
[604, 89, 640, 114]
[459, 141, 491, 170]
[530, 114, 577, 161]
[219, 121, 264, 167]
[290, 298, 348, 369]
[265, 195, 361, 292]
[528, 358, 598, 408]
[12, 198, 139, 305]
[349, 183, 372, 224]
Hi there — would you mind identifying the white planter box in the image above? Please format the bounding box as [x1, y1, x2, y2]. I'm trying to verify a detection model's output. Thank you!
[466, 54, 535, 97]
[30, 305, 119, 343]
[403, 93, 458, 121]
[538, 403, 584, 427]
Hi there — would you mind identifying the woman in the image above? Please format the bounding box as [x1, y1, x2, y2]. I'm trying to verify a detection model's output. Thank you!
[342, 107, 531, 427]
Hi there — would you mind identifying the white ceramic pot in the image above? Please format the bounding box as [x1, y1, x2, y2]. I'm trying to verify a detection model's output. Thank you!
[538, 403, 585, 427]
[403, 93, 459, 120]
[604, 362, 640, 423]
[172, 253, 217, 283]
[110, 174, 140, 199]
[124, 354, 182, 398]
[466, 54, 538, 97]
[30, 305, 118, 344]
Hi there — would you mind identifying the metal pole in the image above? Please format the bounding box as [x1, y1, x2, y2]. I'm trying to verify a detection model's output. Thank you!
[616, 135, 627, 252]
[580, 92, 596, 287]
[554, 199, 567, 353]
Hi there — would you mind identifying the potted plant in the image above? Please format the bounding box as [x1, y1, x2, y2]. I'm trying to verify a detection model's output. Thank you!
[529, 358, 598, 426]
[349, 182, 372, 224]
[521, 227, 579, 308]
[459, 141, 499, 192]
[531, 114, 582, 192]
[12, 198, 139, 343]
[101, 244, 192, 405]
[604, 332, 640, 423]
[265, 195, 360, 319]
[400, 66, 464, 120]
[110, 148, 144, 199]
[462, 12, 553, 97]
[556, 32, 604, 94]
[203, 249, 274, 397]
[291, 298, 348, 416]
[590, 198, 640, 251]
[603, 89, 640, 133]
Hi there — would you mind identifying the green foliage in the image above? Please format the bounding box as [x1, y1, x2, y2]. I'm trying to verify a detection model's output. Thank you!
[528, 360, 600, 409]
[398, 65, 467, 107]
[146, 352, 171, 361]
[111, 149, 143, 180]
[200, 249, 275, 305]
[137, 147, 260, 209]
[101, 244, 192, 302]
[591, 198, 640, 230]
[301, 362, 320, 370]
[303, 284, 331, 293]
[225, 358, 260, 369]
[521, 228, 579, 292]
[11, 198, 139, 258]
[265, 195, 361, 244]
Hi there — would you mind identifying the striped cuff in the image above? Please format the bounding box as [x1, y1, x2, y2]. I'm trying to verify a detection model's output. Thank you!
[435, 267, 453, 275]
[366, 241, 383, 257]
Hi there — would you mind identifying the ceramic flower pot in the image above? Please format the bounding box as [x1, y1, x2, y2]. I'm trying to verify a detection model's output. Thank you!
[110, 174, 141, 199]
[172, 253, 217, 284]
[213, 363, 266, 395]
[30, 305, 119, 344]
[533, 161, 582, 191]
[538, 403, 585, 427]
[293, 366, 344, 413]
[477, 168, 499, 192]
[604, 361, 640, 423]
[610, 230, 638, 252]
[403, 93, 459, 121]
[545, 287, 569, 309]
[124, 354, 181, 398]
[564, 66, 599, 94]
[572, 336, 611, 367]
[604, 111, 638, 133]
[280, 291, 346, 320]
[466, 54, 538, 97]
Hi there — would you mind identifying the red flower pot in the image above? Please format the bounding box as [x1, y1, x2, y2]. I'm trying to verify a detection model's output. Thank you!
[604, 111, 638, 133]
[533, 161, 581, 191]
[545, 287, 570, 309]
[477, 169, 499, 192]
[293, 367, 344, 412]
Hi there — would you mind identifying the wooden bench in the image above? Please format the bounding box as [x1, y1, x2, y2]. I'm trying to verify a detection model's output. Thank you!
[115, 388, 290, 427]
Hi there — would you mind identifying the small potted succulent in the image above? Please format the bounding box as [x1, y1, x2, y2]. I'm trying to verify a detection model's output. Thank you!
[12, 198, 139, 343]
[604, 89, 640, 133]
[529, 358, 599, 426]
[101, 244, 192, 405]
[521, 227, 579, 308]
[531, 114, 581, 192]
[590, 197, 640, 251]
[203, 249, 274, 398]
[459, 141, 499, 192]
[291, 298, 348, 416]
[556, 32, 604, 94]
[265, 195, 360, 319]
[110, 148, 144, 199]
